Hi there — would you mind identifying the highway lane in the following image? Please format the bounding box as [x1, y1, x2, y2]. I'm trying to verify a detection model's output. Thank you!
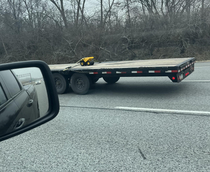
[1, 107, 210, 171]
[34, 79, 49, 117]
[0, 61, 210, 171]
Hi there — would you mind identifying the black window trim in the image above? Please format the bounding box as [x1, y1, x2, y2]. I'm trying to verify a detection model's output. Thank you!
[0, 71, 23, 109]
[0, 87, 23, 111]
[0, 83, 8, 107]
[10, 70, 22, 91]
[0, 70, 22, 98]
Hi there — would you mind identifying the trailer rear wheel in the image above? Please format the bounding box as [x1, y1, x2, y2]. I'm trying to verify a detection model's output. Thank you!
[70, 73, 90, 94]
[103, 76, 120, 84]
[53, 73, 69, 94]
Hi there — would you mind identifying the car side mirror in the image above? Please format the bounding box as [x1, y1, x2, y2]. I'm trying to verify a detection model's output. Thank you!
[0, 61, 59, 142]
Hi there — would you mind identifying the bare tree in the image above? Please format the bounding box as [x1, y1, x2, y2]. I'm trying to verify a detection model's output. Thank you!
[80, 0, 86, 25]
[49, 0, 68, 29]
[104, 0, 115, 28]
[125, 0, 131, 26]
[101, 0, 103, 28]
[75, 0, 80, 27]
[75, 0, 86, 27]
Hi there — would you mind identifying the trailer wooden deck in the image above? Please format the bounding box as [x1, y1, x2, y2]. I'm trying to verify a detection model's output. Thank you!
[49, 58, 194, 72]
[49, 57, 195, 94]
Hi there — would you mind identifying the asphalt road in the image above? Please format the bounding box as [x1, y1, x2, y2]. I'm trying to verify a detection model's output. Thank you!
[34, 79, 49, 117]
[0, 62, 210, 172]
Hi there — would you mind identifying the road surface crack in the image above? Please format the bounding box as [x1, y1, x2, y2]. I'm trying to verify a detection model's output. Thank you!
[138, 146, 146, 160]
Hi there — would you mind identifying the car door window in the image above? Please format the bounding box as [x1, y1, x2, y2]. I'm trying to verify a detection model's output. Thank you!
[0, 70, 21, 97]
[0, 84, 7, 106]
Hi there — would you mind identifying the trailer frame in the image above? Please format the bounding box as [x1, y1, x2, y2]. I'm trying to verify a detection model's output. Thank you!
[49, 57, 195, 94]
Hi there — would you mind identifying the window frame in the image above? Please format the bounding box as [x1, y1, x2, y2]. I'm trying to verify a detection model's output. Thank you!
[0, 70, 22, 100]
[0, 83, 7, 107]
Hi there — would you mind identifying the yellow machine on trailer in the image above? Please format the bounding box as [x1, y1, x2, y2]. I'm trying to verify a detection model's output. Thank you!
[79, 57, 94, 66]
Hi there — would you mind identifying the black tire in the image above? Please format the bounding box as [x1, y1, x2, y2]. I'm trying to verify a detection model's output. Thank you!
[87, 61, 94, 66]
[70, 73, 90, 94]
[90, 61, 94, 65]
[53, 73, 69, 94]
[80, 60, 85, 66]
[103, 76, 120, 84]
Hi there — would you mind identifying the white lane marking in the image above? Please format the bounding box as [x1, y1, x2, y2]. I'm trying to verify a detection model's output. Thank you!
[195, 67, 210, 68]
[115, 107, 210, 116]
[183, 80, 210, 82]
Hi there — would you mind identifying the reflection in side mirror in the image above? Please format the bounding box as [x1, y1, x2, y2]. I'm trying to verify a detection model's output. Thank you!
[35, 80, 42, 85]
[0, 67, 49, 137]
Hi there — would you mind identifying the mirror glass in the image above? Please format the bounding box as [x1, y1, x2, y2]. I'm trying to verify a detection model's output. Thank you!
[0, 67, 49, 137]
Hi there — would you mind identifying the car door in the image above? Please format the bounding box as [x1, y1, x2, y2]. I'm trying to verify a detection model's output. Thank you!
[23, 83, 40, 120]
[10, 71, 40, 124]
[0, 70, 37, 135]
[0, 75, 19, 136]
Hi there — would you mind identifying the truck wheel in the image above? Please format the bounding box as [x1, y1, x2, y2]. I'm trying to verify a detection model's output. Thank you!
[103, 76, 120, 84]
[70, 73, 90, 94]
[87, 61, 94, 66]
[53, 73, 69, 94]
[80, 60, 85, 66]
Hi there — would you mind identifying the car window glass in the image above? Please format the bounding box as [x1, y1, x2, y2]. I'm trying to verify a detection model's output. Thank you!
[12, 67, 49, 117]
[0, 84, 7, 106]
[0, 70, 21, 97]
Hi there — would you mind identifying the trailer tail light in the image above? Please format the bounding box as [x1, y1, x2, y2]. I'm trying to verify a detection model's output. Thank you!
[169, 75, 179, 82]
[185, 72, 189, 76]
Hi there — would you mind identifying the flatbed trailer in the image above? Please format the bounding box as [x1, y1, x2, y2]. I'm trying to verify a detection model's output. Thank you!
[49, 57, 195, 94]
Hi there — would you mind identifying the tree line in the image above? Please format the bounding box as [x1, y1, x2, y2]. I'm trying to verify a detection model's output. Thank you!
[0, 0, 209, 64]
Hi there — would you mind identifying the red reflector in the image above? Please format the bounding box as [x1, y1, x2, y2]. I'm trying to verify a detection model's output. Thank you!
[107, 72, 112, 74]
[172, 70, 178, 73]
[185, 72, 189, 76]
[172, 77, 176, 80]
[137, 71, 143, 73]
[94, 72, 98, 74]
[155, 70, 161, 73]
